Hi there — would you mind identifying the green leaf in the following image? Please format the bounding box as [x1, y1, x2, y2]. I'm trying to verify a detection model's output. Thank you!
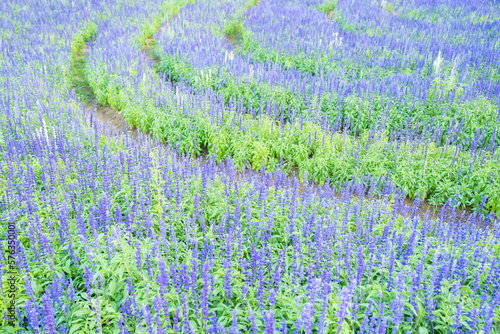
[69, 323, 84, 334]
[418, 327, 429, 334]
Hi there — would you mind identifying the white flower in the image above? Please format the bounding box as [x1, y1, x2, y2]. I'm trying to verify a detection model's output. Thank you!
[224, 50, 234, 62]
[36, 119, 50, 144]
[330, 32, 342, 48]
[450, 55, 460, 79]
[433, 51, 443, 75]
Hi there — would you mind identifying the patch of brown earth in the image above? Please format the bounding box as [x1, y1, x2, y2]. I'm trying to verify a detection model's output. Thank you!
[225, 34, 240, 48]
[88, 102, 139, 141]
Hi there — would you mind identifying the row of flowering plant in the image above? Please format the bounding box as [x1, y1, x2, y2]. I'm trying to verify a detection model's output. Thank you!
[83, 0, 500, 212]
[1, 0, 500, 332]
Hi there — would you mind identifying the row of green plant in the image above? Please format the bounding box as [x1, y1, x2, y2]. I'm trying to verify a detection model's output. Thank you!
[217, 0, 500, 147]
[239, 30, 423, 79]
[78, 0, 500, 214]
[85, 40, 500, 213]
[156, 43, 500, 151]
[149, 0, 500, 152]
[70, 22, 98, 62]
[156, 54, 307, 122]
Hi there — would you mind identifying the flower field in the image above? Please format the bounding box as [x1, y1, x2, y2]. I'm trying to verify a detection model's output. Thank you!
[1, 0, 499, 333]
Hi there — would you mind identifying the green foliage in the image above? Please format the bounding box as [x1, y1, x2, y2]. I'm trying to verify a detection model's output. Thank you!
[318, 0, 338, 15]
[221, 0, 259, 42]
[429, 75, 466, 101]
[403, 9, 424, 20]
[222, 18, 245, 41]
[2, 134, 499, 332]
[386, 3, 395, 14]
[332, 8, 358, 33]
[70, 22, 97, 62]
[89, 50, 500, 212]
[68, 22, 98, 104]
[81, 0, 500, 217]
[244, 0, 260, 11]
[136, 0, 197, 48]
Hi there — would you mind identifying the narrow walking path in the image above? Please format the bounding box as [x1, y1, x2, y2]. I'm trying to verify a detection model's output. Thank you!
[69, 16, 482, 228]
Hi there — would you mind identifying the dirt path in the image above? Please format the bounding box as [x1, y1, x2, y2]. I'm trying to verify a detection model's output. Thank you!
[70, 43, 140, 141]
[70, 17, 483, 227]
[90, 103, 140, 141]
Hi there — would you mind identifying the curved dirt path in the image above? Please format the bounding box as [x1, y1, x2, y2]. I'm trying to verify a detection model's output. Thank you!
[71, 18, 482, 227]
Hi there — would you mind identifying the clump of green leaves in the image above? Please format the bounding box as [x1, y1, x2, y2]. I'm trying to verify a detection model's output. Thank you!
[223, 17, 245, 41]
[70, 21, 97, 61]
[386, 2, 395, 14]
[318, 0, 338, 16]
[221, 0, 260, 42]
[428, 75, 466, 101]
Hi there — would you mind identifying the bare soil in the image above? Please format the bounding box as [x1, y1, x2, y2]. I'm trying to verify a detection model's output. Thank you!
[225, 34, 240, 48]
[86, 101, 140, 142]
